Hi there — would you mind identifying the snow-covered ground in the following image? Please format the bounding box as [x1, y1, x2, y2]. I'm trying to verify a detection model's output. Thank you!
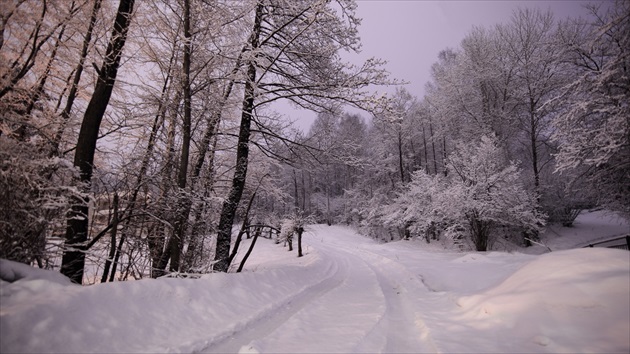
[1, 211, 629, 353]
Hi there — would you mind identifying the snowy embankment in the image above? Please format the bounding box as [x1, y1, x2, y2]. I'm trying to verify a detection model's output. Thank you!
[1, 211, 629, 353]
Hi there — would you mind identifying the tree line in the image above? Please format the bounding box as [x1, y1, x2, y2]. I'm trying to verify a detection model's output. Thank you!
[0, 0, 392, 283]
[272, 2, 629, 251]
[0, 0, 627, 283]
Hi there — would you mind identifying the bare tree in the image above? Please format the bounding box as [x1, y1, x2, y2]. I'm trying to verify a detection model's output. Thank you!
[61, 0, 135, 284]
[213, 0, 392, 272]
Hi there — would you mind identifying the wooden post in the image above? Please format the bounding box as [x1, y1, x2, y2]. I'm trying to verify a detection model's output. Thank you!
[297, 227, 304, 257]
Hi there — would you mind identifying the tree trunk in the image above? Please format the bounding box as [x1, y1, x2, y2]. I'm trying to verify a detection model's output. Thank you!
[422, 125, 429, 173]
[297, 227, 304, 257]
[529, 103, 540, 190]
[292, 169, 299, 210]
[101, 194, 119, 283]
[52, 0, 103, 155]
[108, 231, 125, 282]
[301, 169, 307, 211]
[172, 43, 244, 272]
[165, 0, 193, 273]
[326, 183, 331, 226]
[287, 231, 293, 251]
[213, 2, 263, 273]
[60, 0, 135, 284]
[442, 137, 448, 177]
[152, 89, 181, 278]
[237, 228, 260, 273]
[469, 212, 490, 252]
[227, 192, 257, 268]
[397, 131, 405, 183]
[429, 120, 438, 175]
[181, 129, 220, 271]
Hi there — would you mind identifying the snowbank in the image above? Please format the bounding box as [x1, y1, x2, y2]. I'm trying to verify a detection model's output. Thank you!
[0, 258, 72, 285]
[0, 247, 326, 353]
[455, 248, 630, 353]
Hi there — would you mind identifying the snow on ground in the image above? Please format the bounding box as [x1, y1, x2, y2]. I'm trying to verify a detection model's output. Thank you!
[538, 209, 630, 251]
[1, 211, 629, 353]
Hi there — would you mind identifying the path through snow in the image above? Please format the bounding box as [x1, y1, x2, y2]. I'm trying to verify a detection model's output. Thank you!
[208, 225, 442, 353]
[1, 215, 628, 353]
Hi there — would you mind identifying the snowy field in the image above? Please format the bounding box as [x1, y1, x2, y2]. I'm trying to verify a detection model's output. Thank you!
[1, 210, 629, 353]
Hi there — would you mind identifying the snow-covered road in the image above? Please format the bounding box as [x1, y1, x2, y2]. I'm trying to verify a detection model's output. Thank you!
[204, 225, 442, 353]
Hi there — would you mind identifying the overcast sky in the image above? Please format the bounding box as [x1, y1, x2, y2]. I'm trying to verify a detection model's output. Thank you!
[282, 0, 608, 131]
[352, 0, 604, 97]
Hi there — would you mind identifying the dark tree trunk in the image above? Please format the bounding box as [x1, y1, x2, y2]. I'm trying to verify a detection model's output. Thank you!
[237, 228, 260, 273]
[529, 104, 540, 190]
[430, 120, 438, 175]
[469, 212, 491, 252]
[301, 170, 307, 211]
[293, 169, 299, 210]
[101, 194, 119, 283]
[287, 232, 293, 251]
[326, 184, 331, 226]
[52, 0, 103, 155]
[60, 0, 135, 284]
[108, 230, 125, 282]
[422, 125, 429, 173]
[213, 2, 263, 273]
[397, 131, 405, 183]
[297, 227, 304, 257]
[171, 43, 243, 272]
[166, 0, 193, 273]
[152, 90, 181, 278]
[181, 132, 219, 271]
[442, 137, 448, 177]
[227, 192, 257, 268]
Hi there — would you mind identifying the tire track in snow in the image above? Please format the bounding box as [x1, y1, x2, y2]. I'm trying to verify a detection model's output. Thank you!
[363, 261, 440, 353]
[198, 249, 350, 353]
[197, 226, 445, 353]
[329, 242, 441, 353]
[241, 244, 387, 353]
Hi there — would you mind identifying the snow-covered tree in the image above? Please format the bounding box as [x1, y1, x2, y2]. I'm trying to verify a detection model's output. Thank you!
[552, 0, 630, 215]
[383, 169, 445, 240]
[213, 0, 392, 272]
[61, 0, 136, 284]
[444, 135, 545, 250]
[391, 135, 545, 251]
[495, 9, 568, 194]
[371, 88, 423, 184]
[0, 138, 76, 266]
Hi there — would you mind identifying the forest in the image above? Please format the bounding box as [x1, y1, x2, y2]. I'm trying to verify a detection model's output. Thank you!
[0, 0, 628, 284]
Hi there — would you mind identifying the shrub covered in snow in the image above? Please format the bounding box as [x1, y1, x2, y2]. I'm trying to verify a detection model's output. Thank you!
[387, 135, 545, 251]
[0, 138, 77, 266]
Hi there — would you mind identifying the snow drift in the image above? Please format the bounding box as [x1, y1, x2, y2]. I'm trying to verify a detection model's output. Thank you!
[455, 249, 630, 353]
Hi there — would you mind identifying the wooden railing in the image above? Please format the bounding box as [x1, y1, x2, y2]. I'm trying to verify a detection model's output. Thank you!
[244, 224, 280, 239]
[584, 235, 630, 251]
